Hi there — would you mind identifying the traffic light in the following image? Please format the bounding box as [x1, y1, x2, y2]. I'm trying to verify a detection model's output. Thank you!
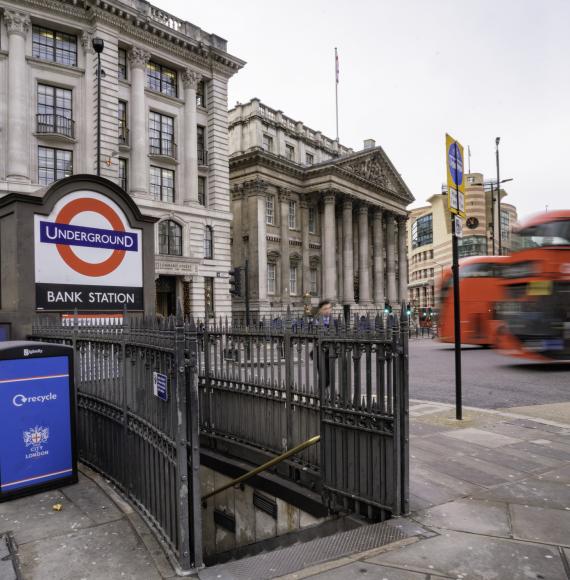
[229, 267, 241, 297]
[384, 301, 392, 314]
[406, 303, 412, 316]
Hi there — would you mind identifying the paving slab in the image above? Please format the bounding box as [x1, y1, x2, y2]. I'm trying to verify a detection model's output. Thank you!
[414, 499, 511, 538]
[18, 518, 162, 580]
[510, 504, 570, 547]
[540, 464, 570, 483]
[442, 427, 522, 449]
[304, 561, 430, 579]
[501, 402, 570, 425]
[368, 529, 567, 580]
[0, 488, 94, 545]
[472, 476, 570, 509]
[60, 473, 123, 525]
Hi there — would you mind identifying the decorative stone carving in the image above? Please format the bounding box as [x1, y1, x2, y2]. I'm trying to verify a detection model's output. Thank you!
[278, 187, 291, 202]
[357, 205, 369, 215]
[182, 68, 201, 90]
[341, 151, 388, 186]
[80, 31, 95, 54]
[242, 177, 267, 195]
[128, 46, 151, 69]
[5, 10, 31, 37]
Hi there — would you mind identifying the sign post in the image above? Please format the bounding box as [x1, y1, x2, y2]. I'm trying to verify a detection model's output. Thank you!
[445, 134, 465, 421]
[0, 341, 77, 501]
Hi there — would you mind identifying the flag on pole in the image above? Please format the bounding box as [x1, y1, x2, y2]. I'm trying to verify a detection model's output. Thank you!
[335, 47, 339, 84]
[467, 145, 471, 174]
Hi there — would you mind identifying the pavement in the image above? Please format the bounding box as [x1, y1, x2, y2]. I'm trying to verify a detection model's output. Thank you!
[2, 400, 570, 580]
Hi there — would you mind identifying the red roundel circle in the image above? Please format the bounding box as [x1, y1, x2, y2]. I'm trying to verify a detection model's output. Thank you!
[55, 198, 126, 277]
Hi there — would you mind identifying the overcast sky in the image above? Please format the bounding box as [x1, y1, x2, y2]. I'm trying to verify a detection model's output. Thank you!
[160, 0, 569, 219]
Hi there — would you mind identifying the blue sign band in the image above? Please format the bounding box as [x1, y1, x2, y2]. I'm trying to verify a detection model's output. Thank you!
[40, 222, 138, 252]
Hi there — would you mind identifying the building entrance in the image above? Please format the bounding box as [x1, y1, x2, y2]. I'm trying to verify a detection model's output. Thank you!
[156, 276, 177, 317]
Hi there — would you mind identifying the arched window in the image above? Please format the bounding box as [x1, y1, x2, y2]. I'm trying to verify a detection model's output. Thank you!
[204, 226, 214, 259]
[158, 220, 182, 256]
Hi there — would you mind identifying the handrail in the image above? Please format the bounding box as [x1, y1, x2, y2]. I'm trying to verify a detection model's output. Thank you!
[202, 435, 321, 502]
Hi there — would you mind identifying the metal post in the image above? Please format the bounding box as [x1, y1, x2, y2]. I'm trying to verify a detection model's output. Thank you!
[186, 316, 203, 569]
[451, 215, 462, 420]
[490, 182, 496, 256]
[283, 308, 293, 451]
[496, 137, 501, 255]
[244, 260, 251, 327]
[174, 303, 191, 571]
[96, 51, 101, 177]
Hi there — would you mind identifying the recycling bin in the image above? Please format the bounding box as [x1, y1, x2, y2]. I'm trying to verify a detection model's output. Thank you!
[0, 341, 77, 501]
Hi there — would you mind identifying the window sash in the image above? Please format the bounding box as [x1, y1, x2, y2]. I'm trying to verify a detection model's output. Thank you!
[198, 176, 207, 206]
[267, 264, 276, 294]
[266, 197, 274, 224]
[118, 48, 128, 80]
[146, 61, 178, 97]
[204, 227, 214, 259]
[37, 84, 72, 118]
[159, 220, 182, 256]
[308, 207, 316, 233]
[288, 201, 297, 229]
[38, 146, 73, 185]
[150, 166, 175, 202]
[310, 268, 318, 294]
[290, 266, 298, 295]
[118, 158, 127, 191]
[32, 26, 77, 66]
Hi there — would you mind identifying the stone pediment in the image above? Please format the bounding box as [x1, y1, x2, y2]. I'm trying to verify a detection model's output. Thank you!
[335, 149, 414, 203]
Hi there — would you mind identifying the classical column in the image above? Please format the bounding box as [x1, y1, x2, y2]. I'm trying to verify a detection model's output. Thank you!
[5, 11, 30, 182]
[279, 189, 291, 303]
[386, 213, 397, 303]
[322, 192, 337, 301]
[128, 47, 150, 197]
[336, 211, 344, 304]
[372, 208, 385, 306]
[398, 216, 409, 303]
[80, 32, 96, 174]
[358, 206, 371, 305]
[342, 200, 355, 304]
[182, 68, 200, 204]
[245, 180, 268, 305]
[300, 198, 311, 296]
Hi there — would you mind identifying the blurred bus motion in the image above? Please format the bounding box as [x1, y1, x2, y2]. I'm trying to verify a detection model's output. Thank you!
[438, 256, 509, 346]
[496, 210, 570, 361]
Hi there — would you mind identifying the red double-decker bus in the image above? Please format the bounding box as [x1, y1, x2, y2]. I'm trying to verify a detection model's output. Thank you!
[495, 211, 570, 361]
[438, 255, 509, 346]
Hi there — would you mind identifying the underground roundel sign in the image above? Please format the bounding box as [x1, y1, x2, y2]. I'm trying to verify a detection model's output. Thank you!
[34, 191, 143, 311]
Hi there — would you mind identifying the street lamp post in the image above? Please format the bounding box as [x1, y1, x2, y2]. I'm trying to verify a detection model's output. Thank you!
[92, 38, 104, 177]
[495, 137, 501, 255]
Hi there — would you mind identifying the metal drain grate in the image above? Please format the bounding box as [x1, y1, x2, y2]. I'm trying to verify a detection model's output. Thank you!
[199, 519, 423, 580]
[0, 532, 22, 580]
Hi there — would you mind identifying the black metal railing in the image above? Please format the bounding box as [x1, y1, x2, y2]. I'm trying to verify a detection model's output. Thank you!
[36, 114, 75, 139]
[149, 137, 177, 159]
[29, 307, 409, 569]
[198, 148, 208, 165]
[118, 123, 129, 146]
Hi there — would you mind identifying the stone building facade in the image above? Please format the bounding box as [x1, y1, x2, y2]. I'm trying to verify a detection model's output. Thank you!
[407, 172, 518, 308]
[0, 0, 244, 318]
[228, 99, 414, 316]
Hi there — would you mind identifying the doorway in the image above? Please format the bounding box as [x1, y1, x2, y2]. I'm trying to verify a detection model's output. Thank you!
[156, 276, 177, 317]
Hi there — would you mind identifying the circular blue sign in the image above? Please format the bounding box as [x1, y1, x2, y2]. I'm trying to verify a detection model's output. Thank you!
[448, 142, 463, 186]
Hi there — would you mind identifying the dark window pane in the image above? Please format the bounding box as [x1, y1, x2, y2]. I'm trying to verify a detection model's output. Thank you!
[33, 26, 77, 66]
[38, 146, 73, 185]
[118, 48, 128, 80]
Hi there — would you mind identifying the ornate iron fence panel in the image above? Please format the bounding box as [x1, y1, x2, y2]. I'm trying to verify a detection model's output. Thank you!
[29, 313, 202, 573]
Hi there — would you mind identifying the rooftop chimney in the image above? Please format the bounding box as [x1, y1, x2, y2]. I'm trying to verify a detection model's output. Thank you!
[363, 139, 376, 150]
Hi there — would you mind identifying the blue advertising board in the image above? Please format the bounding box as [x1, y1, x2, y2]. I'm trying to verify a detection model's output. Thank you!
[0, 342, 77, 501]
[153, 371, 168, 402]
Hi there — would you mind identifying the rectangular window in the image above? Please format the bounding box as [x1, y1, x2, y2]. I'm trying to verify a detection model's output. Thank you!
[262, 134, 273, 152]
[310, 268, 318, 295]
[197, 126, 207, 164]
[308, 207, 317, 233]
[266, 196, 275, 225]
[305, 152, 314, 165]
[196, 80, 206, 107]
[290, 265, 298, 295]
[36, 84, 74, 138]
[204, 226, 214, 259]
[412, 214, 433, 249]
[32, 26, 77, 66]
[118, 48, 128, 80]
[288, 201, 297, 229]
[198, 176, 207, 206]
[204, 277, 215, 319]
[118, 100, 128, 144]
[267, 264, 276, 294]
[285, 144, 295, 161]
[149, 112, 175, 157]
[150, 166, 175, 202]
[500, 210, 510, 242]
[38, 146, 73, 185]
[146, 61, 178, 97]
[118, 158, 127, 191]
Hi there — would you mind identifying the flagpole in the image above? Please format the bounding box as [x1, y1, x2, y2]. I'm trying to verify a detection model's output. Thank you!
[335, 47, 339, 142]
[468, 145, 471, 173]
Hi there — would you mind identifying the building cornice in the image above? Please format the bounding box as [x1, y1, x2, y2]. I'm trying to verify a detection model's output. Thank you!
[13, 0, 245, 76]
